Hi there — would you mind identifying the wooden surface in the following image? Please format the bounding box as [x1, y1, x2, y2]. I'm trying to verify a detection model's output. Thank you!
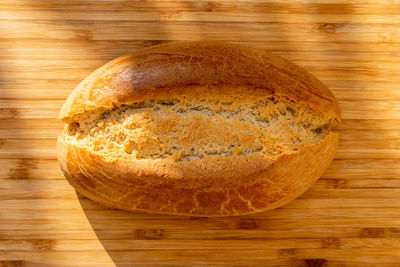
[1, 0, 400, 266]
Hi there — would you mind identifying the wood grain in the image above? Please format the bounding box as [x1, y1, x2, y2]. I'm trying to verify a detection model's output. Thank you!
[1, 0, 399, 266]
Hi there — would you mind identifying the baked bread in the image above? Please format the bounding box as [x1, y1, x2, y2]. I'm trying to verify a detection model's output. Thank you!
[57, 41, 341, 216]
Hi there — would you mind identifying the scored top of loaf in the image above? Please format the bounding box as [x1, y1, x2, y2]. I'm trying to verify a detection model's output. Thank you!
[59, 41, 341, 125]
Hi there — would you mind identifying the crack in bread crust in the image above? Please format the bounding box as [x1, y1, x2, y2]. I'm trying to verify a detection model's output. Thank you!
[62, 95, 331, 162]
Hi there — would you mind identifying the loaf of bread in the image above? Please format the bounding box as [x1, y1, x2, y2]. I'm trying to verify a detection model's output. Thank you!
[57, 41, 341, 216]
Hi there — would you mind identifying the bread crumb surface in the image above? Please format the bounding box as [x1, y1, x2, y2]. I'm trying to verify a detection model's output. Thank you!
[61, 95, 330, 161]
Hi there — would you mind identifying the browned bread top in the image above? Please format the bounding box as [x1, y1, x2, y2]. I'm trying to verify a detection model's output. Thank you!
[59, 41, 341, 125]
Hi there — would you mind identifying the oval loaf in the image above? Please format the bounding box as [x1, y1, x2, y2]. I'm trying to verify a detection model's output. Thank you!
[57, 41, 341, 216]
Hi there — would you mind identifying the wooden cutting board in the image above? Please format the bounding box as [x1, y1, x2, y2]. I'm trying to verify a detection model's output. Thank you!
[1, 0, 400, 266]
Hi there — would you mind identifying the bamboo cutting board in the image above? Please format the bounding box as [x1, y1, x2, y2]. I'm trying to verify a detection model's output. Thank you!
[1, 0, 400, 266]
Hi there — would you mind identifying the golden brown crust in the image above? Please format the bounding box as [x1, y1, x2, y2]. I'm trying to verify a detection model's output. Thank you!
[59, 41, 341, 125]
[57, 41, 341, 216]
[57, 132, 338, 216]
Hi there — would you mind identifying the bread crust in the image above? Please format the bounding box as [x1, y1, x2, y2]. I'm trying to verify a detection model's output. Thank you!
[57, 41, 341, 216]
[59, 41, 341, 125]
[57, 132, 338, 216]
